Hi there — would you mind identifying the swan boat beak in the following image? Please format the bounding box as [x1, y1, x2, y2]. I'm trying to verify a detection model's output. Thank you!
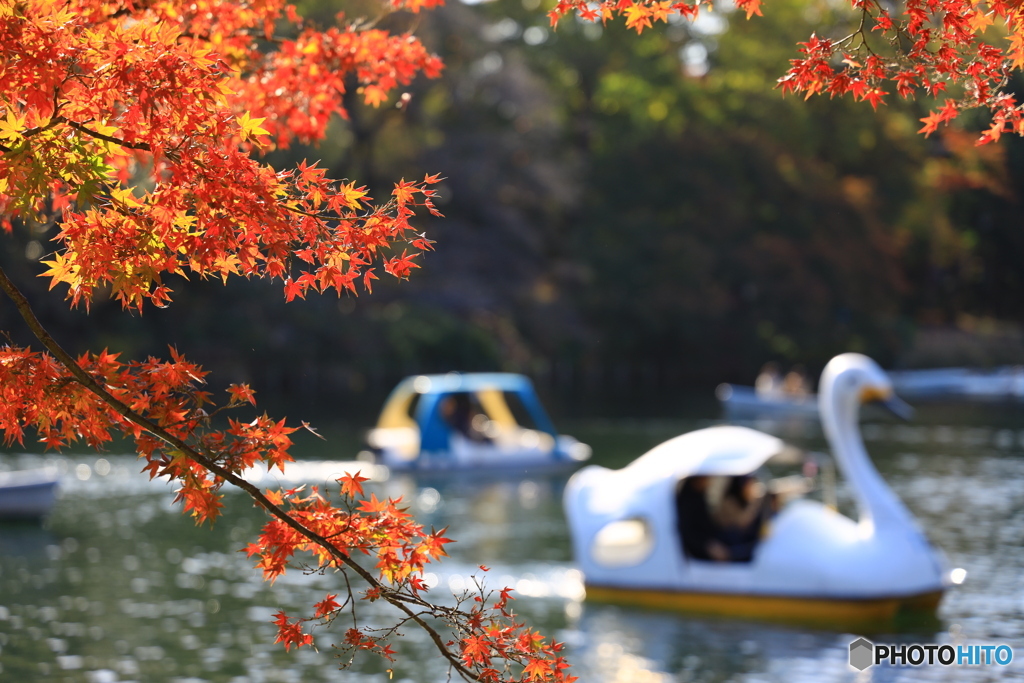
[862, 387, 915, 420]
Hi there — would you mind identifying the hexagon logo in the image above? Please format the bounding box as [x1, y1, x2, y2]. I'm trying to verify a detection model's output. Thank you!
[849, 637, 874, 671]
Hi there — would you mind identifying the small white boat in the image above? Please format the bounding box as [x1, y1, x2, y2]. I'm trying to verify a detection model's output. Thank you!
[0, 468, 60, 519]
[364, 373, 590, 471]
[565, 354, 958, 627]
[715, 384, 819, 418]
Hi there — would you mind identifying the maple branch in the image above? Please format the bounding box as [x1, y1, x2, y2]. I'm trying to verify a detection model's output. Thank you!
[59, 117, 153, 152]
[0, 265, 481, 681]
[21, 118, 64, 140]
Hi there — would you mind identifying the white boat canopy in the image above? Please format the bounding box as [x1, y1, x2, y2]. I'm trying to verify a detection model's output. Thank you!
[631, 425, 794, 478]
[571, 425, 803, 521]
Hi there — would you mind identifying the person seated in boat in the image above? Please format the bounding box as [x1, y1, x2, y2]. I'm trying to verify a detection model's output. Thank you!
[781, 365, 810, 398]
[754, 361, 783, 399]
[676, 476, 730, 562]
[713, 474, 769, 562]
[439, 392, 492, 443]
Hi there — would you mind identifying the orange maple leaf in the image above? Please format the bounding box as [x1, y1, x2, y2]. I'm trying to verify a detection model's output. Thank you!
[461, 635, 491, 666]
[622, 3, 653, 33]
[227, 383, 257, 405]
[338, 471, 370, 498]
[356, 493, 390, 514]
[362, 85, 389, 107]
[523, 657, 553, 681]
[736, 0, 763, 19]
[314, 593, 341, 618]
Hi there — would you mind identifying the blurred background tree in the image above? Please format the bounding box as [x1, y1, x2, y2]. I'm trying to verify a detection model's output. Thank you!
[6, 0, 1024, 421]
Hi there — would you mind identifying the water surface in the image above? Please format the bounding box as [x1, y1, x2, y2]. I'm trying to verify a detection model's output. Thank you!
[2, 404, 1023, 682]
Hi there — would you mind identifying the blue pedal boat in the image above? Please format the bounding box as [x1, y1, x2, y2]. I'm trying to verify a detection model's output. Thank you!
[364, 373, 590, 471]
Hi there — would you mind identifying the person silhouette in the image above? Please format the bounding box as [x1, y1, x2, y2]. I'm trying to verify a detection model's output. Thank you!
[676, 476, 729, 562]
[713, 474, 768, 562]
[755, 362, 782, 399]
[439, 393, 489, 442]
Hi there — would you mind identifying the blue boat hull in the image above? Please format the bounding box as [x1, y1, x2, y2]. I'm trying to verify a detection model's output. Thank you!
[0, 471, 59, 519]
[716, 384, 819, 418]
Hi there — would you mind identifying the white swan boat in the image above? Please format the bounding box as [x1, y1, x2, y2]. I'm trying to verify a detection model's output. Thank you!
[564, 354, 959, 626]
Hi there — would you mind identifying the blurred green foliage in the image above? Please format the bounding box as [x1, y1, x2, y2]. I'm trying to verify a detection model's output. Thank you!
[4, 0, 1024, 419]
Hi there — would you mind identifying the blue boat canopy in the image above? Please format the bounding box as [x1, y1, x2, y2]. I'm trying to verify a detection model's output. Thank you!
[375, 373, 558, 454]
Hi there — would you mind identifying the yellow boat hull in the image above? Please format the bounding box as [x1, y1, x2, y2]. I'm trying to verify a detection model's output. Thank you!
[584, 584, 944, 628]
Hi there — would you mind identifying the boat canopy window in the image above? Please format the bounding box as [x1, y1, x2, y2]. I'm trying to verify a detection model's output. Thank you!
[501, 391, 539, 430]
[376, 389, 419, 429]
[433, 392, 483, 435]
[675, 460, 821, 563]
[475, 389, 519, 430]
[676, 475, 771, 564]
[375, 374, 560, 455]
[406, 392, 422, 421]
[591, 517, 655, 568]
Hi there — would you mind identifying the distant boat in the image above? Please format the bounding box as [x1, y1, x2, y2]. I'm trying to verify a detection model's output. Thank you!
[889, 366, 1024, 401]
[364, 373, 591, 471]
[0, 468, 60, 520]
[715, 383, 819, 418]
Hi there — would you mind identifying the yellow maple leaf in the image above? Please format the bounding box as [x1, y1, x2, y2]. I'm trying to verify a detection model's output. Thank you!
[237, 111, 270, 140]
[0, 109, 25, 141]
[339, 182, 368, 209]
[110, 186, 143, 208]
[91, 120, 119, 138]
[40, 253, 81, 289]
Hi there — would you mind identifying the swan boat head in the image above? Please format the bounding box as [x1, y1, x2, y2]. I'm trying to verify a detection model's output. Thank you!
[564, 353, 955, 622]
[818, 353, 917, 530]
